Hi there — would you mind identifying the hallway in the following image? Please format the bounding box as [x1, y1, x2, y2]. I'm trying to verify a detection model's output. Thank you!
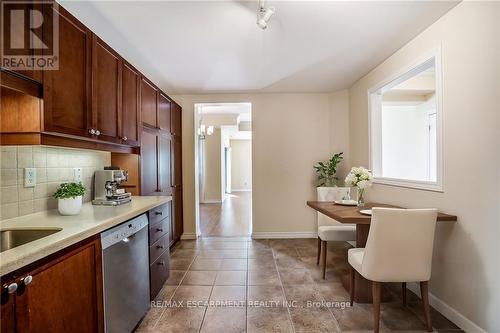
[200, 191, 251, 237]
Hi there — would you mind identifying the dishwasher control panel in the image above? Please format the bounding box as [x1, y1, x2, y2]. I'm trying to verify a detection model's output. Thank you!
[101, 214, 149, 250]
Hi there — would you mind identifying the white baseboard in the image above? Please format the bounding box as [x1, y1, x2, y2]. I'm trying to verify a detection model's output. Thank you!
[231, 189, 252, 192]
[180, 233, 198, 240]
[251, 232, 317, 239]
[407, 283, 485, 333]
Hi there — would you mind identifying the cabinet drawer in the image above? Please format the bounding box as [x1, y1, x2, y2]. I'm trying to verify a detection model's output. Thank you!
[150, 233, 170, 265]
[148, 203, 170, 225]
[150, 250, 170, 300]
[149, 218, 169, 244]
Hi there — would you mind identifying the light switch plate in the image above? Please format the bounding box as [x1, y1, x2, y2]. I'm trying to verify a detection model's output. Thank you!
[24, 168, 36, 187]
[73, 167, 83, 182]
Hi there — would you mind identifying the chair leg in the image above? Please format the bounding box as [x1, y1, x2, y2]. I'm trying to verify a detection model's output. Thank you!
[372, 281, 381, 333]
[317, 237, 321, 265]
[420, 281, 433, 332]
[321, 240, 327, 280]
[402, 282, 407, 306]
[349, 266, 355, 306]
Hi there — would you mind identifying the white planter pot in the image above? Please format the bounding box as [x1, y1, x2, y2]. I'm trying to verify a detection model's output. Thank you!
[58, 196, 83, 216]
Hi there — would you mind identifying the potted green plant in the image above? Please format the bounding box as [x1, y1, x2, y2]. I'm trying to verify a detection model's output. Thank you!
[314, 152, 346, 201]
[314, 152, 344, 187]
[53, 182, 86, 216]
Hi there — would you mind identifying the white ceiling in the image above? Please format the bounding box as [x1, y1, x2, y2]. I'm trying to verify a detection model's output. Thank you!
[200, 103, 252, 121]
[61, 1, 458, 94]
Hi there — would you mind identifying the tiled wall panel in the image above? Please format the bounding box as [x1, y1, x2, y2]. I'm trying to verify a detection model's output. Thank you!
[0, 146, 110, 220]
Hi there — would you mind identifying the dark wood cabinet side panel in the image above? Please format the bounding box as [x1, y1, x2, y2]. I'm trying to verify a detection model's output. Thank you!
[121, 62, 140, 146]
[140, 128, 159, 195]
[42, 4, 92, 137]
[171, 187, 183, 245]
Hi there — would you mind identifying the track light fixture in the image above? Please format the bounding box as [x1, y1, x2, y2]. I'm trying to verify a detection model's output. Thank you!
[257, 0, 275, 30]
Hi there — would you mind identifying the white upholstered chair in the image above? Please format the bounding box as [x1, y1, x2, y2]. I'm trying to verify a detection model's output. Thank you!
[316, 187, 356, 279]
[348, 208, 438, 333]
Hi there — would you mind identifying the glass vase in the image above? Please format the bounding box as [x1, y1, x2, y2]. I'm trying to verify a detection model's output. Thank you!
[357, 189, 365, 207]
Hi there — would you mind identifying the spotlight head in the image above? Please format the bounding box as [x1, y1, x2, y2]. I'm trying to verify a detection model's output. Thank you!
[257, 6, 274, 30]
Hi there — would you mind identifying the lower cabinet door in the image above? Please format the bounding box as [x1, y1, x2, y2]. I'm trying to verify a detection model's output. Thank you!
[0, 278, 15, 333]
[150, 249, 170, 300]
[15, 239, 103, 333]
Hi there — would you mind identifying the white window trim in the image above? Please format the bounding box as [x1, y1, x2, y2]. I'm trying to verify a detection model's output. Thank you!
[367, 47, 444, 192]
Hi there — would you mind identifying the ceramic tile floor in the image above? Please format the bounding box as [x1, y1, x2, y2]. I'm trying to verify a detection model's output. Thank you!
[135, 237, 464, 333]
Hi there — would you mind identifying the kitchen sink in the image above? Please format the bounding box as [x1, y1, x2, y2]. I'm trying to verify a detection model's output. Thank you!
[0, 228, 62, 252]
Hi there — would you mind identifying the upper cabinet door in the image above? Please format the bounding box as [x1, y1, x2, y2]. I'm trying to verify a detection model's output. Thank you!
[42, 4, 92, 137]
[140, 78, 158, 128]
[140, 128, 159, 196]
[158, 93, 172, 132]
[171, 102, 182, 136]
[121, 62, 140, 146]
[171, 135, 182, 187]
[91, 35, 122, 143]
[158, 132, 172, 195]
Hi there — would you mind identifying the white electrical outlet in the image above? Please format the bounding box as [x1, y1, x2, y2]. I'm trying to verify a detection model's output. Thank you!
[73, 167, 83, 182]
[24, 168, 36, 187]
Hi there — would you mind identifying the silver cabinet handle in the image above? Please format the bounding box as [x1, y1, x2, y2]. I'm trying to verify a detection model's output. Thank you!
[3, 283, 18, 294]
[21, 275, 33, 286]
[156, 228, 164, 232]
[122, 136, 128, 141]
[157, 261, 165, 266]
[89, 128, 96, 135]
[155, 211, 163, 216]
[95, 129, 101, 136]
[156, 245, 164, 249]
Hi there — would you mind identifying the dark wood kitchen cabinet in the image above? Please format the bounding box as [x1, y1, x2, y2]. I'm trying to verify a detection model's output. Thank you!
[140, 127, 159, 196]
[0, 237, 103, 333]
[148, 203, 171, 299]
[158, 133, 172, 195]
[121, 62, 141, 146]
[91, 35, 122, 144]
[42, 3, 92, 138]
[158, 93, 172, 132]
[140, 78, 158, 128]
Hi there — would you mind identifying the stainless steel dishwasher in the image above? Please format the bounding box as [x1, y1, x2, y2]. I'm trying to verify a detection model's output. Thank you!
[101, 214, 150, 333]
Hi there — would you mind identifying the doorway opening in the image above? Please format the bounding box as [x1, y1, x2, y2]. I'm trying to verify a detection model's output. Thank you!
[194, 103, 252, 238]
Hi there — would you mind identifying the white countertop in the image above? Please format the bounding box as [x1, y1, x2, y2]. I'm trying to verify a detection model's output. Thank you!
[0, 196, 171, 276]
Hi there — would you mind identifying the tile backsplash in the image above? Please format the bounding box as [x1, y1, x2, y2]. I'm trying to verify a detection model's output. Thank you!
[0, 146, 111, 220]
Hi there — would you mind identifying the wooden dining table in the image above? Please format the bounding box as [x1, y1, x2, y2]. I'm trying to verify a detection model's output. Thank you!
[306, 201, 457, 303]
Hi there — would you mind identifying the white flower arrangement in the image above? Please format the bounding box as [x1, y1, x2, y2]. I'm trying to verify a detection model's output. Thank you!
[345, 167, 373, 191]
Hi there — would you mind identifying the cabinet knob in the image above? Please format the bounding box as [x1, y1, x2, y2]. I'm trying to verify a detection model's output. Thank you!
[156, 228, 164, 232]
[156, 245, 164, 249]
[21, 275, 33, 286]
[89, 128, 96, 135]
[95, 129, 101, 136]
[155, 211, 163, 216]
[157, 261, 165, 266]
[122, 136, 128, 141]
[3, 283, 18, 294]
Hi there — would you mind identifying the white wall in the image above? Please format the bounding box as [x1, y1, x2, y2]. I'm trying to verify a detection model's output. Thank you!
[200, 128, 223, 203]
[348, 3, 500, 331]
[172, 91, 350, 237]
[230, 139, 252, 191]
